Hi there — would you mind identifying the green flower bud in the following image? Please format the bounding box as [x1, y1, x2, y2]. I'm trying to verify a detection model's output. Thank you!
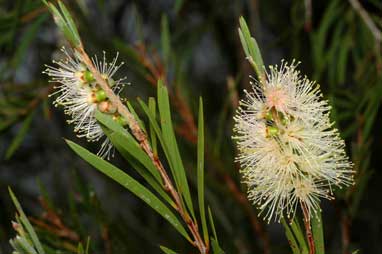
[95, 89, 107, 102]
[267, 126, 279, 137]
[83, 70, 95, 83]
[265, 111, 273, 121]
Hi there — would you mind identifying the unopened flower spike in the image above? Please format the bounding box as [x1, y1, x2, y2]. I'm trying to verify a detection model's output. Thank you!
[233, 60, 354, 223]
[44, 47, 128, 159]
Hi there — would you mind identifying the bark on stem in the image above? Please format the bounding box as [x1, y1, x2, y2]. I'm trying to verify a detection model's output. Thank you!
[76, 45, 208, 254]
[302, 203, 315, 254]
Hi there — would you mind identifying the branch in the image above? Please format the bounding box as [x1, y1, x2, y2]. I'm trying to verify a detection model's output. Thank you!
[75, 45, 208, 254]
[302, 203, 315, 254]
[349, 0, 382, 44]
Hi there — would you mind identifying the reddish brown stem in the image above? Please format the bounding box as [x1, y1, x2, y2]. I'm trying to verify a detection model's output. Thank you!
[341, 213, 350, 254]
[302, 203, 315, 254]
[76, 45, 208, 254]
[136, 42, 270, 253]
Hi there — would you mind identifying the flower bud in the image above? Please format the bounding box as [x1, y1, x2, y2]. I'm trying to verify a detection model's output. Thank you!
[95, 89, 107, 102]
[83, 70, 95, 83]
[98, 101, 116, 114]
[266, 126, 279, 137]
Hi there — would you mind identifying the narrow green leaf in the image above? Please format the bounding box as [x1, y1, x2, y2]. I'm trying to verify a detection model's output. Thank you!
[77, 243, 85, 254]
[66, 140, 191, 241]
[208, 207, 224, 253]
[126, 101, 147, 134]
[337, 35, 351, 84]
[311, 211, 325, 254]
[290, 218, 308, 254]
[208, 207, 218, 243]
[310, 0, 342, 80]
[106, 130, 174, 206]
[47, 4, 73, 43]
[138, 98, 170, 160]
[8, 188, 45, 254]
[58, 1, 81, 45]
[148, 98, 158, 155]
[84, 237, 90, 254]
[5, 111, 35, 159]
[238, 16, 265, 82]
[157, 80, 195, 218]
[197, 97, 208, 244]
[281, 218, 301, 254]
[45, 1, 81, 46]
[11, 236, 38, 254]
[161, 15, 171, 68]
[95, 111, 125, 133]
[96, 112, 161, 182]
[211, 238, 225, 254]
[174, 0, 184, 13]
[160, 246, 178, 254]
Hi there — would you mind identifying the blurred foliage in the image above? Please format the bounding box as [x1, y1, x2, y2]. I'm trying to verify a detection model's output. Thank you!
[0, 0, 381, 253]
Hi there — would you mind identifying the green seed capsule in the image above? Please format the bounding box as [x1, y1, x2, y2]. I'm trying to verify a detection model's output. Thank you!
[95, 89, 107, 102]
[83, 70, 95, 83]
[265, 111, 273, 121]
[267, 126, 279, 136]
[281, 116, 288, 125]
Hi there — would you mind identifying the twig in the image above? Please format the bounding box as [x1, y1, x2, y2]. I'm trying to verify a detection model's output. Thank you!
[135, 43, 198, 143]
[101, 225, 112, 254]
[76, 45, 208, 254]
[348, 0, 382, 46]
[29, 198, 79, 242]
[21, 6, 47, 23]
[341, 213, 350, 254]
[302, 203, 315, 254]
[136, 42, 271, 253]
[304, 0, 312, 32]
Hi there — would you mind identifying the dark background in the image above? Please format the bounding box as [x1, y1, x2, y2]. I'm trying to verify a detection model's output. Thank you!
[0, 0, 381, 253]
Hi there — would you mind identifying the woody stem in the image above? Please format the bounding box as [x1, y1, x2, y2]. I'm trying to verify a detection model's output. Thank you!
[76, 45, 207, 254]
[302, 202, 315, 254]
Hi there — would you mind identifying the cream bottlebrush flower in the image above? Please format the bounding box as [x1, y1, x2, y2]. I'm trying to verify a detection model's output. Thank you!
[44, 47, 127, 159]
[233, 61, 354, 222]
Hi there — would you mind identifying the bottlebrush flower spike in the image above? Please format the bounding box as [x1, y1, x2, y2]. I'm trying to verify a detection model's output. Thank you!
[233, 60, 354, 222]
[44, 47, 127, 159]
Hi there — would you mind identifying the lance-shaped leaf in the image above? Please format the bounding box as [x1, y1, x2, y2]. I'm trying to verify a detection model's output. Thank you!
[42, 0, 81, 47]
[149, 98, 158, 155]
[156, 80, 195, 219]
[5, 111, 35, 159]
[290, 218, 308, 254]
[9, 188, 46, 254]
[197, 98, 209, 245]
[160, 246, 178, 254]
[161, 15, 171, 69]
[105, 129, 175, 207]
[238, 16, 265, 82]
[311, 210, 325, 254]
[281, 218, 301, 254]
[66, 140, 191, 242]
[95, 111, 162, 183]
[208, 207, 224, 254]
